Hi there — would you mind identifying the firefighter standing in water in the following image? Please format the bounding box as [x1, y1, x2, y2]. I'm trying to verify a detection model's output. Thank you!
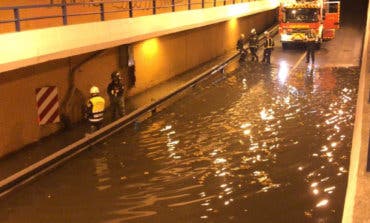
[248, 28, 259, 62]
[107, 71, 125, 120]
[306, 29, 316, 64]
[262, 31, 275, 64]
[236, 34, 247, 62]
[85, 86, 105, 133]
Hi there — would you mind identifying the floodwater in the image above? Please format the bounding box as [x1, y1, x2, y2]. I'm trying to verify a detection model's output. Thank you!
[0, 62, 359, 223]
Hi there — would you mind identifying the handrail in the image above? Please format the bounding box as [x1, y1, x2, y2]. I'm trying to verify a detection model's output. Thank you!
[0, 0, 258, 32]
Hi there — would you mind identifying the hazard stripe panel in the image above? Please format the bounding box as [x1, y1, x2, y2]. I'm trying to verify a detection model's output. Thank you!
[35, 86, 60, 125]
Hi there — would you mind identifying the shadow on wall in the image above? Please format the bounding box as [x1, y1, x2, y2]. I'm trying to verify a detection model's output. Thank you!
[60, 88, 85, 129]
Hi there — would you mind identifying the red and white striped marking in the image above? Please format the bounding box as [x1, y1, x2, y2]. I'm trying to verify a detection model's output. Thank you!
[35, 86, 60, 125]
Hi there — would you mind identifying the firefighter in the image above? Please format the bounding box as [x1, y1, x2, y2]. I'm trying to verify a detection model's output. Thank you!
[262, 31, 275, 64]
[85, 86, 105, 133]
[236, 34, 247, 62]
[248, 28, 259, 62]
[107, 71, 125, 120]
[305, 29, 316, 64]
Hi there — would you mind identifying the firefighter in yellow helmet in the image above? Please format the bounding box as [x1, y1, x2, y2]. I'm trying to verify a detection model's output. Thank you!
[248, 28, 259, 62]
[85, 86, 105, 133]
[262, 31, 275, 64]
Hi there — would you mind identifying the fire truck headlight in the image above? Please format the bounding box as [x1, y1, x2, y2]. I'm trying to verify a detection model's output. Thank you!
[281, 34, 289, 41]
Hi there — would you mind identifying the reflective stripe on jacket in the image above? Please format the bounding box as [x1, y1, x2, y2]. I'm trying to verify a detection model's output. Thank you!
[264, 38, 274, 49]
[88, 96, 105, 122]
[249, 35, 258, 48]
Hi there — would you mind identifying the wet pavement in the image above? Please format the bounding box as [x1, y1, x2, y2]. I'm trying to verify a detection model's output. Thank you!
[0, 61, 359, 223]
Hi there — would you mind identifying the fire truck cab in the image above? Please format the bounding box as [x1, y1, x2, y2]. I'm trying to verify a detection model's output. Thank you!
[279, 0, 340, 49]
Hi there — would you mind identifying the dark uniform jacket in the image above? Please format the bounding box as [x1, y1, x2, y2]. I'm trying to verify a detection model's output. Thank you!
[306, 32, 316, 51]
[264, 37, 275, 49]
[236, 38, 245, 51]
[248, 34, 259, 48]
[107, 81, 124, 99]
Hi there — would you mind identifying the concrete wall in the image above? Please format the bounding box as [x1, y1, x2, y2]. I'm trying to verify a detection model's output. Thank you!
[0, 9, 276, 158]
[0, 49, 117, 156]
[131, 10, 275, 94]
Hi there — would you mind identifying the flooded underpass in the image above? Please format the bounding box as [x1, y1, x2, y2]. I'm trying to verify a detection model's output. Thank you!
[0, 62, 359, 223]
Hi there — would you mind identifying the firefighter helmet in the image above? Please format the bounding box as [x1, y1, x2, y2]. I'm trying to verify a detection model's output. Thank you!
[90, 86, 100, 94]
[111, 71, 122, 80]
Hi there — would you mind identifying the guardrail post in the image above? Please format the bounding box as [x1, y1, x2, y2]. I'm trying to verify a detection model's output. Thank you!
[61, 3, 67, 25]
[13, 8, 20, 32]
[188, 0, 191, 10]
[99, 3, 105, 21]
[172, 0, 175, 12]
[129, 0, 133, 17]
[202, 0, 204, 8]
[153, 0, 156, 15]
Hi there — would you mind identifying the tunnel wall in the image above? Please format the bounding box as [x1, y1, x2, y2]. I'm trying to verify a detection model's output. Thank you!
[0, 9, 276, 158]
[131, 10, 276, 95]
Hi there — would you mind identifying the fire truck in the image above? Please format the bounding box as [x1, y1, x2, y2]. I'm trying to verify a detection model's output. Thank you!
[278, 0, 340, 49]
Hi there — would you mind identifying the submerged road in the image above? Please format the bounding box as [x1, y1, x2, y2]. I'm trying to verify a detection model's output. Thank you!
[0, 19, 365, 223]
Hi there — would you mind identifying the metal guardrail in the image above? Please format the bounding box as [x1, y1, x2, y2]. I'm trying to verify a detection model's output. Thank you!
[0, 0, 258, 32]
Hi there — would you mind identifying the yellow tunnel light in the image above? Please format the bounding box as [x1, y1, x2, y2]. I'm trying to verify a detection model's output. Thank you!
[142, 38, 159, 58]
[228, 18, 238, 30]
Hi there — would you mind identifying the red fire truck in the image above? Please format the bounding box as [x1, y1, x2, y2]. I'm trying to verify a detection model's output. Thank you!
[278, 0, 340, 49]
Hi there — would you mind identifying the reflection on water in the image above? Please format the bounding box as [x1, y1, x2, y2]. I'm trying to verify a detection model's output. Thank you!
[0, 65, 359, 223]
[121, 65, 357, 223]
[102, 64, 358, 222]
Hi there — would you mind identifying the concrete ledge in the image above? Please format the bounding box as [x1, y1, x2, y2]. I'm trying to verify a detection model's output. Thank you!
[0, 0, 278, 73]
[342, 1, 370, 222]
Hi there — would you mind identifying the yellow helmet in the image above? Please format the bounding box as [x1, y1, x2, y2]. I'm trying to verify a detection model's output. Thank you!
[90, 86, 100, 94]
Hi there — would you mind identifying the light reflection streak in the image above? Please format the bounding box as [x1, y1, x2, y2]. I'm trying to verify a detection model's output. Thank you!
[94, 157, 111, 191]
[311, 182, 318, 187]
[214, 158, 227, 164]
[316, 199, 329, 208]
[260, 108, 275, 120]
[241, 123, 252, 128]
[313, 189, 319, 195]
[324, 186, 336, 193]
[278, 60, 289, 84]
